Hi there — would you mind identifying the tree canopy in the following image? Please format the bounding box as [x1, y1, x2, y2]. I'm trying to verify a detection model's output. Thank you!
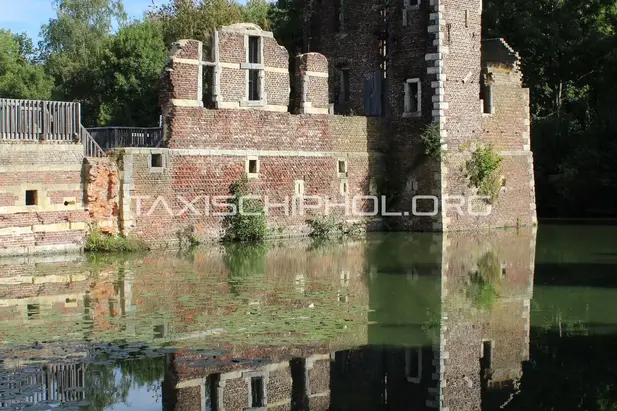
[0, 30, 53, 100]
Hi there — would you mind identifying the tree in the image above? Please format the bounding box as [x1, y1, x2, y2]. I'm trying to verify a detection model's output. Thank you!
[147, 0, 244, 47]
[96, 20, 168, 126]
[41, 0, 126, 125]
[0, 30, 53, 99]
[242, 0, 272, 30]
[483, 0, 617, 217]
[268, 0, 304, 55]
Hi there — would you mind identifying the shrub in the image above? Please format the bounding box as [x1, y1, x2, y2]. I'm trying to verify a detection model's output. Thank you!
[307, 215, 363, 239]
[222, 174, 268, 242]
[421, 123, 444, 160]
[85, 229, 149, 253]
[465, 145, 503, 203]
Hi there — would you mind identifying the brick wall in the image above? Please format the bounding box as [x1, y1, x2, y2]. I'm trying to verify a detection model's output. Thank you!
[0, 143, 89, 256]
[118, 111, 388, 246]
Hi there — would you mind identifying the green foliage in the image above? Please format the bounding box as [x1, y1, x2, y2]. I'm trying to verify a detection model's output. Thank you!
[0, 30, 53, 99]
[85, 229, 150, 253]
[268, 0, 303, 54]
[465, 145, 503, 204]
[466, 251, 501, 310]
[222, 174, 268, 242]
[147, 0, 253, 46]
[96, 20, 167, 126]
[483, 0, 617, 217]
[421, 123, 444, 160]
[306, 215, 364, 239]
[242, 0, 272, 30]
[41, 0, 127, 125]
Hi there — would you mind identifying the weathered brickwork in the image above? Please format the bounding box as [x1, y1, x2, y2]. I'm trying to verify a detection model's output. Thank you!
[305, 0, 536, 233]
[0, 143, 89, 256]
[294, 53, 330, 114]
[83, 157, 119, 234]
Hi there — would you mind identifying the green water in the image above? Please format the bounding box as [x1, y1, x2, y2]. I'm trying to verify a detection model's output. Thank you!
[0, 225, 616, 410]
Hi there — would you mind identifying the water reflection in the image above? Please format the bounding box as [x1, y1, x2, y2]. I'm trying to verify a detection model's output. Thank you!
[1, 226, 615, 410]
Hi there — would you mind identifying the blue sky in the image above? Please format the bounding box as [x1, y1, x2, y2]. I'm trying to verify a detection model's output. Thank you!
[0, 0, 165, 42]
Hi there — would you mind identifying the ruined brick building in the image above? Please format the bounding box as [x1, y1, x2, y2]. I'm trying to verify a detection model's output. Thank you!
[114, 0, 536, 246]
[0, 0, 537, 253]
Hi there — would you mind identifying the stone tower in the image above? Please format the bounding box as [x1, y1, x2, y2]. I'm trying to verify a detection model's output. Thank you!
[306, 0, 537, 231]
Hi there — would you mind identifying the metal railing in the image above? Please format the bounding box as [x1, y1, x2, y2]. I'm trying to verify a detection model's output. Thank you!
[81, 126, 105, 158]
[87, 127, 163, 150]
[0, 99, 81, 141]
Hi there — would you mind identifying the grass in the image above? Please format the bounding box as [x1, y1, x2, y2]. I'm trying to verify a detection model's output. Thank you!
[85, 229, 150, 253]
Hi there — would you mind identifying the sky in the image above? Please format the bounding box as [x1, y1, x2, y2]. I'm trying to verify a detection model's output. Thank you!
[0, 0, 164, 42]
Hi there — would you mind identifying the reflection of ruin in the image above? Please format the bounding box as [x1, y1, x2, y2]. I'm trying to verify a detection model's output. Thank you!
[163, 228, 536, 411]
[0, 229, 536, 409]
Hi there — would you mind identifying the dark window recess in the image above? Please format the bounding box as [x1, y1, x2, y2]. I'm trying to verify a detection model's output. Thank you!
[27, 304, 40, 319]
[249, 36, 260, 64]
[202, 66, 214, 108]
[248, 69, 260, 101]
[250, 377, 264, 407]
[338, 160, 346, 173]
[481, 77, 493, 114]
[151, 153, 163, 168]
[205, 375, 213, 411]
[248, 159, 258, 174]
[409, 82, 420, 113]
[482, 340, 493, 370]
[336, 67, 350, 105]
[342, 69, 350, 102]
[154, 324, 167, 338]
[25, 190, 37, 206]
[406, 347, 421, 379]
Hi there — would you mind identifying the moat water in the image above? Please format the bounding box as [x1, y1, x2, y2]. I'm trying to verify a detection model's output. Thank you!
[1, 224, 616, 410]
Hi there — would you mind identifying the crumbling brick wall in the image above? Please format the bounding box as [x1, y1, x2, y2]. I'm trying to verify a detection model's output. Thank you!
[83, 157, 119, 234]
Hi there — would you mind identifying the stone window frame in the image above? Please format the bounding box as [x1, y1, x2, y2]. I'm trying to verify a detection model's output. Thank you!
[403, 0, 421, 26]
[404, 347, 422, 383]
[294, 179, 305, 196]
[18, 183, 45, 210]
[149, 150, 166, 173]
[240, 34, 266, 107]
[481, 72, 496, 116]
[339, 178, 349, 196]
[481, 339, 494, 372]
[337, 158, 348, 177]
[246, 156, 260, 179]
[243, 370, 268, 411]
[403, 78, 422, 118]
[25, 189, 39, 207]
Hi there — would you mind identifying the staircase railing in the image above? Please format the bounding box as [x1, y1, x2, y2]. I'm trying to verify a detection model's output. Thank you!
[81, 126, 105, 158]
